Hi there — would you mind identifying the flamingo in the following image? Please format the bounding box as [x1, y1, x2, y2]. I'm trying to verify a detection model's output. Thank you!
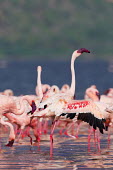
[0, 95, 31, 115]
[98, 88, 113, 136]
[4, 66, 43, 145]
[84, 85, 113, 142]
[35, 65, 51, 96]
[33, 96, 111, 155]
[42, 85, 60, 101]
[32, 48, 90, 153]
[35, 66, 60, 100]
[59, 84, 101, 138]
[37, 48, 90, 108]
[61, 84, 70, 93]
[84, 85, 100, 102]
[60, 84, 101, 138]
[0, 95, 32, 146]
[0, 66, 42, 146]
[3, 89, 14, 96]
[33, 48, 90, 118]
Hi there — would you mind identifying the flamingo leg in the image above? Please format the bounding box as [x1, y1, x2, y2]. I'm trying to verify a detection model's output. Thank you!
[16, 128, 23, 142]
[21, 126, 32, 145]
[75, 121, 82, 138]
[97, 130, 101, 152]
[107, 127, 111, 145]
[88, 127, 94, 152]
[38, 118, 43, 136]
[93, 129, 97, 148]
[43, 119, 48, 134]
[58, 121, 66, 135]
[50, 120, 58, 157]
[64, 122, 77, 139]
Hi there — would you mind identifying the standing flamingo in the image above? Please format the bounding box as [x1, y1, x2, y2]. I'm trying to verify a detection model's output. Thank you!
[4, 66, 43, 145]
[32, 48, 90, 154]
[0, 66, 42, 146]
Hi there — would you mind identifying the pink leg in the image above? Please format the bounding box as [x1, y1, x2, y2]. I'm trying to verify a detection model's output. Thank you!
[38, 120, 43, 136]
[71, 122, 75, 136]
[63, 122, 77, 139]
[93, 129, 97, 148]
[17, 129, 23, 142]
[58, 121, 67, 135]
[95, 130, 100, 152]
[36, 119, 43, 147]
[96, 130, 101, 152]
[75, 122, 81, 138]
[43, 119, 48, 134]
[88, 127, 94, 152]
[59, 128, 64, 135]
[50, 120, 58, 157]
[14, 125, 18, 135]
[107, 128, 111, 146]
[22, 127, 32, 145]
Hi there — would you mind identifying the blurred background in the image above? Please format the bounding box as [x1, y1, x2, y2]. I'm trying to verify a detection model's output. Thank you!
[1, 2, 113, 169]
[0, 0, 113, 61]
[0, 0, 113, 96]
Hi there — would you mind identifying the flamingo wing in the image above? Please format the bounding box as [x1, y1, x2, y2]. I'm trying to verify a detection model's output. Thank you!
[60, 100, 106, 134]
[60, 112, 105, 134]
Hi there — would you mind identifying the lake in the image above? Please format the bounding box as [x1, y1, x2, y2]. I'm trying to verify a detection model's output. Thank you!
[0, 59, 113, 169]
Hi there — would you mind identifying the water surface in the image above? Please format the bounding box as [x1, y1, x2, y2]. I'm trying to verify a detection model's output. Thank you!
[0, 59, 113, 169]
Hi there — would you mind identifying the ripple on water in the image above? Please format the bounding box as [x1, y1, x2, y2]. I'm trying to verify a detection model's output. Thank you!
[0, 125, 113, 169]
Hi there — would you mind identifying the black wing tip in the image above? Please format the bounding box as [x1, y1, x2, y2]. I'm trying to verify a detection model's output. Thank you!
[77, 112, 105, 134]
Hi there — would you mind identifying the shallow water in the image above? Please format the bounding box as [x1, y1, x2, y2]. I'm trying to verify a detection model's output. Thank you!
[1, 125, 113, 170]
[0, 59, 113, 169]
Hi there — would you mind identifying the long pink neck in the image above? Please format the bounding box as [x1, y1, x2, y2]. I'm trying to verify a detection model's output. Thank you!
[69, 51, 78, 97]
[37, 67, 43, 100]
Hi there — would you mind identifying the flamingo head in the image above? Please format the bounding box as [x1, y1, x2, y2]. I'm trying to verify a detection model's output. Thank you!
[37, 66, 42, 72]
[27, 100, 37, 115]
[77, 48, 90, 54]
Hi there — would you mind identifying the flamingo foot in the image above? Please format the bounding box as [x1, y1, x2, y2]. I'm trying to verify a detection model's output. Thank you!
[5, 139, 14, 147]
